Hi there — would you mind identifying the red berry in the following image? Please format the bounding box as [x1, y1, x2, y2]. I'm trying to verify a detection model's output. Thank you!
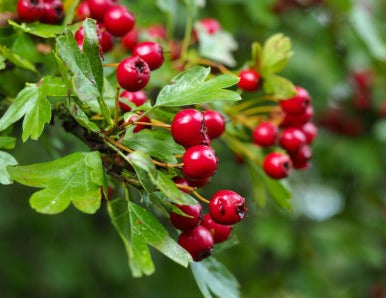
[182, 145, 218, 180]
[127, 113, 150, 133]
[17, 0, 44, 22]
[117, 56, 151, 91]
[173, 177, 190, 193]
[203, 110, 226, 139]
[289, 145, 312, 170]
[171, 109, 209, 149]
[263, 152, 292, 179]
[279, 127, 306, 152]
[280, 86, 311, 115]
[76, 1, 91, 20]
[199, 18, 221, 34]
[87, 0, 117, 21]
[41, 0, 63, 24]
[209, 190, 246, 225]
[119, 90, 147, 112]
[170, 202, 202, 231]
[133, 42, 164, 71]
[201, 214, 232, 243]
[75, 25, 114, 53]
[122, 29, 138, 51]
[186, 177, 211, 188]
[300, 122, 317, 144]
[238, 69, 261, 92]
[281, 106, 314, 127]
[170, 40, 182, 61]
[146, 24, 167, 40]
[178, 226, 214, 262]
[252, 122, 278, 147]
[104, 5, 135, 37]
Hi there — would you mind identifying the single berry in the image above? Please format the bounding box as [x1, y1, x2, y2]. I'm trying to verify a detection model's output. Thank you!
[119, 90, 147, 112]
[280, 86, 311, 115]
[170, 202, 202, 231]
[187, 177, 211, 188]
[289, 145, 312, 170]
[203, 110, 226, 139]
[178, 226, 214, 262]
[173, 177, 190, 193]
[76, 1, 91, 20]
[133, 42, 164, 71]
[127, 113, 150, 133]
[87, 0, 117, 21]
[41, 0, 63, 24]
[182, 145, 218, 180]
[122, 29, 138, 51]
[117, 56, 151, 91]
[171, 109, 209, 149]
[238, 69, 261, 92]
[209, 190, 246, 225]
[279, 127, 306, 152]
[75, 25, 114, 53]
[300, 122, 317, 144]
[263, 152, 292, 179]
[146, 24, 167, 40]
[199, 18, 221, 34]
[252, 122, 278, 147]
[170, 40, 182, 61]
[201, 214, 232, 243]
[104, 5, 135, 37]
[17, 0, 44, 22]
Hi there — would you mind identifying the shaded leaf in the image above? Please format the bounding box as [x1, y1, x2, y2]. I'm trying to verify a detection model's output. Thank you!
[0, 44, 37, 73]
[263, 74, 296, 99]
[0, 151, 18, 185]
[0, 136, 16, 150]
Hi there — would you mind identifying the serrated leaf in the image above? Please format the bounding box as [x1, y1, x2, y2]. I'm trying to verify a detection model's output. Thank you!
[8, 20, 74, 38]
[191, 257, 240, 298]
[0, 136, 16, 150]
[0, 151, 18, 185]
[261, 33, 292, 75]
[155, 66, 240, 107]
[263, 74, 296, 99]
[7, 152, 105, 214]
[68, 100, 100, 132]
[0, 44, 37, 73]
[42, 75, 68, 96]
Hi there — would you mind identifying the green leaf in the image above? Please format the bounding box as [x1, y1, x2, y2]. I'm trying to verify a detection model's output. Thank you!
[245, 160, 267, 208]
[42, 75, 68, 97]
[8, 20, 67, 38]
[0, 54, 5, 70]
[0, 136, 16, 150]
[0, 151, 18, 185]
[63, 0, 80, 25]
[0, 44, 37, 73]
[68, 100, 100, 132]
[263, 74, 296, 99]
[261, 33, 293, 75]
[7, 152, 105, 214]
[191, 257, 240, 298]
[249, 41, 263, 70]
[155, 66, 240, 107]
[156, 0, 177, 30]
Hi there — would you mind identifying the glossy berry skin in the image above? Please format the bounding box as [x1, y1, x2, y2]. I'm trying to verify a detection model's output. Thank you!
[182, 145, 218, 180]
[263, 152, 292, 179]
[75, 25, 114, 53]
[76, 1, 91, 20]
[178, 226, 214, 262]
[173, 177, 190, 193]
[87, 0, 117, 21]
[117, 56, 151, 91]
[17, 0, 44, 22]
[201, 214, 232, 243]
[41, 0, 63, 24]
[170, 202, 202, 231]
[300, 122, 317, 144]
[119, 90, 147, 112]
[281, 106, 314, 127]
[252, 122, 277, 147]
[122, 29, 138, 51]
[127, 114, 150, 133]
[238, 69, 261, 92]
[104, 5, 135, 37]
[279, 127, 306, 152]
[289, 145, 312, 170]
[171, 109, 209, 149]
[199, 18, 221, 34]
[280, 86, 311, 115]
[209, 190, 246, 225]
[133, 42, 164, 71]
[203, 110, 226, 139]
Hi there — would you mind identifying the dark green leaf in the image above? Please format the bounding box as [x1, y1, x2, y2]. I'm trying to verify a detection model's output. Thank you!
[0, 151, 18, 185]
[263, 74, 296, 99]
[0, 54, 5, 70]
[68, 100, 100, 132]
[0, 44, 37, 73]
[0, 136, 16, 150]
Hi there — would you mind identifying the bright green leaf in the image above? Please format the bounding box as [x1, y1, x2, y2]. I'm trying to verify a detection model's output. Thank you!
[263, 74, 296, 99]
[0, 136, 16, 150]
[0, 151, 18, 185]
[261, 33, 293, 75]
[0, 44, 37, 73]
[8, 20, 69, 38]
[42, 76, 68, 97]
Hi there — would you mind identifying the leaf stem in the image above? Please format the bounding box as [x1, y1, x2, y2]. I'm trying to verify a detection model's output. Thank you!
[131, 121, 171, 129]
[181, 1, 193, 60]
[189, 58, 233, 75]
[114, 85, 121, 127]
[242, 106, 276, 116]
[103, 63, 119, 67]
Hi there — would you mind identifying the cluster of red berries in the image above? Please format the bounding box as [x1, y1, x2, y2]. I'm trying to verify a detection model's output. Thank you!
[17, 0, 63, 24]
[171, 183, 246, 261]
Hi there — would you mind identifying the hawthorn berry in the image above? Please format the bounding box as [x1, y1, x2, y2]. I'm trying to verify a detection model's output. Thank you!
[41, 0, 63, 24]
[76, 1, 91, 20]
[87, 0, 117, 21]
[300, 122, 317, 144]
[169, 40, 182, 61]
[279, 127, 306, 152]
[209, 190, 246, 225]
[186, 177, 211, 188]
[127, 113, 151, 133]
[289, 145, 312, 169]
[281, 105, 314, 127]
[170, 202, 202, 231]
[116, 56, 151, 91]
[119, 90, 147, 112]
[133, 42, 164, 71]
[280, 86, 311, 115]
[198, 18, 221, 34]
[173, 177, 190, 193]
[104, 5, 135, 37]
[17, 0, 45, 22]
[171, 109, 209, 149]
[201, 214, 232, 243]
[263, 152, 292, 179]
[178, 226, 214, 261]
[122, 29, 138, 51]
[203, 110, 226, 139]
[238, 69, 261, 92]
[182, 145, 218, 180]
[75, 25, 114, 53]
[252, 122, 278, 147]
[146, 24, 167, 40]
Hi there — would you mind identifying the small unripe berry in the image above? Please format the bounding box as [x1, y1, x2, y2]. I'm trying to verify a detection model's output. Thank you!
[119, 90, 147, 112]
[263, 152, 292, 179]
[178, 226, 214, 262]
[104, 5, 135, 37]
[280, 86, 311, 115]
[133, 42, 164, 71]
[182, 145, 218, 180]
[17, 0, 44, 22]
[87, 0, 117, 21]
[279, 127, 306, 152]
[117, 56, 151, 91]
[127, 113, 150, 133]
[76, 1, 91, 20]
[170, 202, 202, 231]
[238, 69, 261, 92]
[203, 110, 226, 139]
[252, 122, 278, 147]
[300, 122, 317, 144]
[289, 145, 312, 170]
[122, 29, 138, 51]
[201, 214, 232, 243]
[209, 190, 246, 225]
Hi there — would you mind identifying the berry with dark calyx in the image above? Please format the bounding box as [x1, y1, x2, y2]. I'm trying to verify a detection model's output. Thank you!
[289, 145, 312, 170]
[119, 90, 147, 112]
[280, 86, 311, 115]
[76, 1, 91, 20]
[252, 122, 278, 147]
[87, 0, 117, 21]
[170, 202, 202, 231]
[238, 69, 261, 92]
[209, 190, 246, 225]
[171, 109, 209, 149]
[173, 177, 190, 193]
[300, 122, 317, 144]
[182, 145, 218, 180]
[122, 29, 138, 51]
[127, 113, 150, 133]
[187, 176, 211, 188]
[201, 214, 232, 243]
[279, 127, 306, 152]
[203, 110, 226, 139]
[146, 24, 167, 40]
[133, 42, 164, 71]
[117, 56, 151, 91]
[17, 0, 44, 22]
[178, 226, 214, 262]
[104, 5, 135, 37]
[263, 152, 292, 179]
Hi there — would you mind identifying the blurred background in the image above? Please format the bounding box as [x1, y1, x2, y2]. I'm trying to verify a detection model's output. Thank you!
[1, 0, 385, 297]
